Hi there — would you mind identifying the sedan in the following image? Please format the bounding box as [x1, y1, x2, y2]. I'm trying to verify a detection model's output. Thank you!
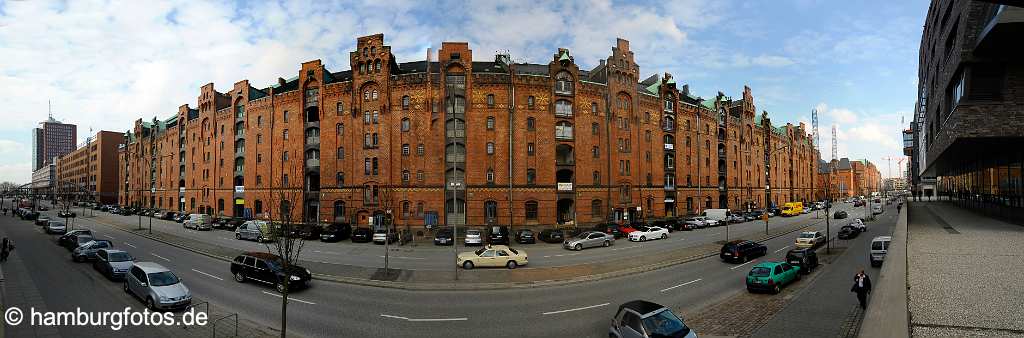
[834, 210, 848, 219]
[563, 231, 615, 251]
[457, 245, 528, 269]
[681, 217, 705, 230]
[58, 229, 94, 247]
[628, 226, 669, 242]
[93, 249, 135, 280]
[72, 239, 113, 262]
[351, 227, 372, 243]
[838, 226, 859, 239]
[794, 231, 826, 249]
[45, 221, 67, 234]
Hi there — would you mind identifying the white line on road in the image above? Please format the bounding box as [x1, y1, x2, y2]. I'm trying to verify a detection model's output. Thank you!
[378, 255, 425, 260]
[124, 242, 137, 248]
[261, 291, 317, 305]
[711, 232, 721, 236]
[191, 269, 224, 281]
[730, 259, 757, 270]
[380, 314, 468, 322]
[660, 278, 703, 293]
[542, 302, 610, 315]
[314, 250, 341, 255]
[774, 245, 791, 253]
[151, 253, 171, 262]
[104, 235, 116, 240]
[611, 245, 640, 251]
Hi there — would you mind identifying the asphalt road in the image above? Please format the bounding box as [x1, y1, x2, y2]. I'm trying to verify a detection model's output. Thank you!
[6, 201, 883, 337]
[86, 204, 867, 271]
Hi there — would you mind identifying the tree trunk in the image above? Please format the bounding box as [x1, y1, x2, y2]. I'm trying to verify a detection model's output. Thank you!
[280, 279, 288, 338]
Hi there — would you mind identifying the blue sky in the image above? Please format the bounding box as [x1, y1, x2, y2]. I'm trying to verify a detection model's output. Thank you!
[0, 0, 927, 183]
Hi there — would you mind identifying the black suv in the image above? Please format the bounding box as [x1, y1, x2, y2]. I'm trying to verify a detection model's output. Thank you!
[720, 240, 768, 263]
[785, 248, 819, 274]
[487, 226, 510, 245]
[514, 229, 535, 244]
[320, 223, 352, 242]
[351, 227, 372, 243]
[231, 252, 312, 293]
[538, 228, 581, 244]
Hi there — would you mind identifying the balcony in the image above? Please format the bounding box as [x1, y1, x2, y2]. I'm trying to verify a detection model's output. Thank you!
[305, 136, 320, 146]
[305, 158, 320, 168]
[557, 182, 573, 191]
[555, 126, 574, 140]
[664, 184, 675, 191]
[234, 168, 244, 177]
[235, 150, 245, 158]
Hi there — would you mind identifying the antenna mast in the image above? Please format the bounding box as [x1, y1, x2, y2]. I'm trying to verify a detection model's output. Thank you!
[831, 124, 838, 161]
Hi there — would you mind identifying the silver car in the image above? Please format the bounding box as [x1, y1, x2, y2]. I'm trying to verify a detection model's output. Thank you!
[183, 213, 212, 230]
[124, 262, 191, 311]
[93, 249, 135, 279]
[72, 239, 113, 262]
[464, 229, 483, 246]
[45, 221, 67, 234]
[563, 231, 615, 251]
[236, 220, 272, 242]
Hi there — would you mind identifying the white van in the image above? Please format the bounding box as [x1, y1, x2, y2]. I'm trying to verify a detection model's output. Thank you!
[183, 213, 212, 231]
[701, 209, 732, 224]
[870, 236, 892, 267]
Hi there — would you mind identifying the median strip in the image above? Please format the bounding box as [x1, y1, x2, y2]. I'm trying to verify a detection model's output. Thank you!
[660, 278, 703, 293]
[542, 302, 610, 315]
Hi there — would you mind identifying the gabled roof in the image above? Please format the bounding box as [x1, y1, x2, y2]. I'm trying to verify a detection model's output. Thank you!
[700, 100, 715, 110]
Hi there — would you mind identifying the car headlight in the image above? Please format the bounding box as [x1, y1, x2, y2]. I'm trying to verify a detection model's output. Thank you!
[290, 275, 301, 281]
[159, 296, 169, 301]
[304, 268, 311, 276]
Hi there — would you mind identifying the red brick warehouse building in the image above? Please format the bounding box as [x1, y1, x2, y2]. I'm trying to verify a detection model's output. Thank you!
[119, 33, 819, 228]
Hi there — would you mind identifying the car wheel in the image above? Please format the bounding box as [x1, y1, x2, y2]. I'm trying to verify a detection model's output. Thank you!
[772, 285, 781, 294]
[146, 297, 157, 311]
[574, 244, 582, 251]
[463, 261, 474, 270]
[603, 241, 610, 247]
[506, 261, 517, 269]
[234, 271, 246, 283]
[276, 282, 286, 294]
[795, 273, 802, 281]
[661, 233, 668, 239]
[235, 233, 241, 240]
[640, 236, 646, 242]
[123, 281, 130, 294]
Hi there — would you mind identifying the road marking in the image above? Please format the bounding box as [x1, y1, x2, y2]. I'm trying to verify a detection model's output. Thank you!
[104, 235, 116, 240]
[151, 253, 171, 262]
[380, 314, 468, 322]
[774, 245, 791, 253]
[191, 269, 224, 281]
[314, 250, 341, 255]
[711, 232, 721, 236]
[542, 302, 610, 315]
[124, 242, 137, 248]
[730, 259, 757, 270]
[660, 278, 703, 293]
[378, 255, 425, 260]
[611, 245, 640, 251]
[261, 291, 317, 305]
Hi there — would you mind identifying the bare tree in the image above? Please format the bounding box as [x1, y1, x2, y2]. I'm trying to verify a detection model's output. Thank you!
[262, 164, 307, 338]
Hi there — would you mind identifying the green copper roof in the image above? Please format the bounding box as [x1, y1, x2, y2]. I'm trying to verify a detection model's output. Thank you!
[646, 82, 660, 94]
[666, 77, 676, 85]
[700, 100, 715, 110]
[558, 50, 571, 62]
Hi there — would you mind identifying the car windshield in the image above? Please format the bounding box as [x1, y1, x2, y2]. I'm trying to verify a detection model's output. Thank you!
[147, 271, 180, 286]
[749, 267, 772, 277]
[467, 230, 480, 236]
[641, 309, 689, 338]
[108, 252, 133, 262]
[799, 233, 815, 238]
[475, 248, 487, 256]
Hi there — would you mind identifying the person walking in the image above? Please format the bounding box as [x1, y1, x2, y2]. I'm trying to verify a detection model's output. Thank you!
[1, 237, 10, 262]
[851, 269, 872, 309]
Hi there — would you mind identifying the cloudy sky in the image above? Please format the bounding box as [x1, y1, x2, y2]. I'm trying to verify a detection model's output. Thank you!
[0, 0, 925, 183]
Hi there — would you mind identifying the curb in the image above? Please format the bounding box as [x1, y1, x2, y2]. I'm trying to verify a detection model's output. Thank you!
[88, 213, 830, 291]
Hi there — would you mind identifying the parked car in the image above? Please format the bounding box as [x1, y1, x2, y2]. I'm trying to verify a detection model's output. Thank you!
[434, 227, 455, 246]
[457, 245, 528, 269]
[766, 207, 782, 216]
[870, 236, 892, 267]
[231, 252, 312, 293]
[785, 248, 819, 274]
[45, 221, 67, 234]
[34, 216, 50, 226]
[58, 210, 77, 218]
[834, 210, 848, 219]
[628, 226, 669, 242]
[320, 223, 352, 242]
[487, 225, 510, 245]
[720, 240, 768, 263]
[681, 217, 706, 230]
[538, 228, 581, 244]
[646, 219, 675, 233]
[236, 220, 273, 242]
[183, 213, 212, 230]
[159, 211, 177, 220]
[58, 229, 94, 247]
[21, 210, 39, 220]
[563, 231, 615, 251]
[609, 300, 697, 338]
[838, 225, 859, 239]
[593, 223, 626, 238]
[849, 218, 867, 232]
[38, 205, 49, 211]
[872, 204, 883, 215]
[372, 228, 399, 244]
[93, 249, 135, 280]
[727, 214, 746, 223]
[297, 223, 323, 240]
[746, 261, 801, 294]
[514, 229, 536, 244]
[124, 262, 191, 310]
[747, 210, 765, 221]
[71, 239, 113, 262]
[794, 231, 826, 249]
[173, 213, 187, 223]
[351, 227, 372, 243]
[464, 229, 483, 246]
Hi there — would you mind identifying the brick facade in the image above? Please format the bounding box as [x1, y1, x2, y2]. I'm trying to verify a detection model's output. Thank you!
[119, 34, 819, 228]
[55, 131, 125, 204]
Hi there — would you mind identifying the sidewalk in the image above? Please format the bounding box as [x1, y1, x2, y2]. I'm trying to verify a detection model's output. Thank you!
[80, 211, 829, 290]
[905, 202, 1024, 337]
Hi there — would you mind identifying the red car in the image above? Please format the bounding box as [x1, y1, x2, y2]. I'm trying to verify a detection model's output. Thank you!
[619, 224, 637, 234]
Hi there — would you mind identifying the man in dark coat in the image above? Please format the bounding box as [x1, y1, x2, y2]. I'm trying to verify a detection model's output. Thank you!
[851, 269, 872, 309]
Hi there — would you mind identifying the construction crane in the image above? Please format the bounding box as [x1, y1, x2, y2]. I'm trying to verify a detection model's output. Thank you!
[831, 125, 838, 161]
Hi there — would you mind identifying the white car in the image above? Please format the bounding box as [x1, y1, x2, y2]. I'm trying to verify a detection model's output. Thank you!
[850, 219, 867, 232]
[628, 226, 669, 242]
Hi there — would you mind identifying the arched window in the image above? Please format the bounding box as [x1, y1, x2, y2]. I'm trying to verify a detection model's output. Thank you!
[402, 96, 410, 110]
[333, 200, 345, 222]
[486, 116, 495, 130]
[402, 170, 410, 183]
[486, 94, 495, 108]
[526, 169, 536, 185]
[555, 100, 573, 117]
[663, 134, 675, 145]
[527, 96, 535, 109]
[371, 90, 378, 100]
[336, 172, 344, 186]
[526, 117, 536, 131]
[402, 201, 410, 218]
[336, 102, 345, 115]
[593, 171, 601, 185]
[336, 123, 344, 136]
[555, 72, 574, 95]
[524, 201, 538, 220]
[401, 118, 410, 132]
[664, 114, 676, 129]
[486, 142, 495, 155]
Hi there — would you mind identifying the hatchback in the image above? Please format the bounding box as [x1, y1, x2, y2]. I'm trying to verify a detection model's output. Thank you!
[464, 229, 483, 246]
[93, 249, 135, 279]
[72, 239, 113, 262]
[720, 240, 767, 263]
[746, 261, 801, 294]
[124, 262, 191, 311]
[609, 300, 697, 338]
[785, 248, 819, 274]
[487, 225, 510, 245]
[45, 221, 67, 234]
[231, 252, 312, 293]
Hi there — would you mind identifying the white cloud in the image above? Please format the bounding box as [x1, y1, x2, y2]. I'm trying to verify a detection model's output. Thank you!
[848, 123, 900, 150]
[0, 162, 31, 184]
[0, 140, 26, 154]
[815, 102, 858, 124]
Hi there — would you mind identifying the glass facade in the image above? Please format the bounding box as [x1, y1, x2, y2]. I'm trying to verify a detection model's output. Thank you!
[939, 148, 1023, 223]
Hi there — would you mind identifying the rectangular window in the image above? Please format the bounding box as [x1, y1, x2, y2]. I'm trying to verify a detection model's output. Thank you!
[527, 143, 535, 155]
